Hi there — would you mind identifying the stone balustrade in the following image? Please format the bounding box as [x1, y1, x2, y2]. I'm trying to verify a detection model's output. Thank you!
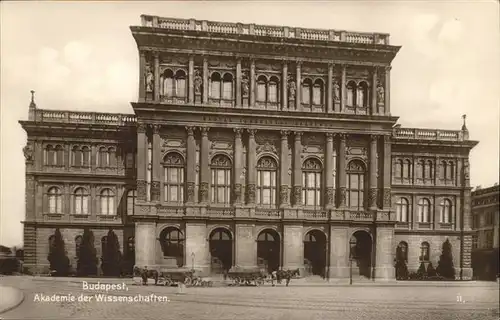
[31, 109, 136, 126]
[140, 15, 390, 45]
[392, 127, 467, 141]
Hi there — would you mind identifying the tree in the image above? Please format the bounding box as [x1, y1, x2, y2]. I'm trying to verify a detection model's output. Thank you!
[394, 246, 409, 280]
[427, 262, 437, 277]
[417, 262, 427, 279]
[101, 229, 122, 277]
[436, 239, 456, 279]
[47, 229, 70, 276]
[77, 228, 97, 276]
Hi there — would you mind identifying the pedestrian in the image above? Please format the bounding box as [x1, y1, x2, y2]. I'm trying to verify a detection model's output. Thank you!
[271, 270, 277, 287]
[142, 266, 148, 286]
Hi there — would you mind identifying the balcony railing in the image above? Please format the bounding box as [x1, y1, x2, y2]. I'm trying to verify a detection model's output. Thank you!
[392, 128, 467, 142]
[30, 109, 136, 126]
[140, 15, 391, 45]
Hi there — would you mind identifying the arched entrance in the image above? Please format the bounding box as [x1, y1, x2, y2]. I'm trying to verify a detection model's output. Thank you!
[304, 230, 327, 277]
[209, 228, 233, 274]
[257, 229, 280, 273]
[351, 230, 372, 279]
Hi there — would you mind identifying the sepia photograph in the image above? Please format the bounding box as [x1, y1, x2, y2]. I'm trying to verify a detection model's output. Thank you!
[0, 1, 499, 319]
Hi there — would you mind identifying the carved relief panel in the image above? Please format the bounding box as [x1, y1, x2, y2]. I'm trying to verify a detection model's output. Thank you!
[255, 61, 282, 74]
[345, 136, 368, 162]
[255, 132, 279, 158]
[301, 134, 325, 162]
[161, 128, 187, 160]
[209, 130, 234, 158]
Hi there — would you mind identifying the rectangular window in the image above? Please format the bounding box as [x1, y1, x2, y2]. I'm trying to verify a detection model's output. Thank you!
[302, 86, 310, 104]
[211, 81, 221, 99]
[165, 78, 174, 96]
[223, 81, 232, 99]
[257, 83, 266, 101]
[312, 86, 321, 105]
[268, 83, 277, 103]
[176, 78, 186, 97]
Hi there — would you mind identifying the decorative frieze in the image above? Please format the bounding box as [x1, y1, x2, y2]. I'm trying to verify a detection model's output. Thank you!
[293, 186, 302, 206]
[151, 181, 160, 202]
[186, 182, 195, 203]
[199, 182, 209, 203]
[383, 188, 391, 208]
[280, 185, 289, 205]
[137, 180, 147, 201]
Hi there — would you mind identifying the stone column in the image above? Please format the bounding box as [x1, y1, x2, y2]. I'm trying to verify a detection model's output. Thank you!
[283, 225, 304, 274]
[151, 124, 161, 202]
[185, 223, 210, 275]
[186, 126, 196, 203]
[137, 123, 147, 201]
[327, 63, 333, 113]
[382, 135, 392, 209]
[295, 62, 302, 111]
[325, 133, 334, 208]
[329, 226, 349, 279]
[338, 134, 347, 207]
[282, 61, 288, 110]
[202, 58, 209, 104]
[369, 135, 378, 210]
[293, 132, 302, 207]
[233, 129, 243, 204]
[154, 52, 160, 102]
[235, 224, 257, 270]
[199, 127, 210, 203]
[280, 130, 290, 207]
[340, 65, 346, 113]
[139, 51, 146, 102]
[384, 67, 391, 115]
[371, 68, 378, 115]
[135, 222, 156, 268]
[236, 58, 242, 108]
[188, 55, 195, 103]
[374, 226, 395, 280]
[246, 129, 256, 205]
[250, 59, 256, 107]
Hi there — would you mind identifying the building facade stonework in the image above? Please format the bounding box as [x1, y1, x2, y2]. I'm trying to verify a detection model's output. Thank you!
[20, 15, 478, 280]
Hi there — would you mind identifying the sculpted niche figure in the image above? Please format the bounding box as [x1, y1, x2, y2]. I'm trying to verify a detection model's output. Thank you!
[288, 80, 296, 99]
[377, 85, 385, 104]
[333, 81, 340, 101]
[194, 70, 202, 94]
[241, 72, 249, 96]
[145, 66, 154, 92]
[23, 144, 33, 161]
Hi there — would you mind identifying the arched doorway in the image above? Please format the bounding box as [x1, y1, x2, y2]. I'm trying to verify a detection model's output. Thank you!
[304, 230, 327, 277]
[159, 227, 185, 268]
[209, 228, 232, 274]
[257, 229, 280, 273]
[351, 230, 372, 279]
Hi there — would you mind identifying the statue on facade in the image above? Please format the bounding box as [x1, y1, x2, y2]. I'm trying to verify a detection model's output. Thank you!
[241, 73, 249, 96]
[333, 81, 340, 101]
[288, 80, 296, 100]
[194, 70, 202, 95]
[377, 85, 385, 104]
[23, 144, 33, 161]
[145, 66, 154, 92]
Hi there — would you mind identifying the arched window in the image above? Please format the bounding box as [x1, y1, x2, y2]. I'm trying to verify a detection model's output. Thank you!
[417, 160, 425, 180]
[222, 73, 233, 100]
[302, 158, 322, 207]
[346, 81, 356, 106]
[108, 147, 116, 167]
[46, 145, 56, 166]
[162, 69, 174, 97]
[357, 82, 368, 107]
[100, 189, 115, 215]
[210, 72, 221, 99]
[420, 242, 430, 261]
[160, 227, 184, 266]
[312, 79, 324, 105]
[99, 147, 108, 167]
[73, 187, 89, 215]
[257, 157, 278, 207]
[440, 199, 452, 223]
[211, 154, 232, 205]
[55, 145, 64, 166]
[397, 241, 408, 261]
[268, 76, 279, 103]
[75, 236, 83, 257]
[175, 70, 186, 98]
[82, 146, 90, 167]
[446, 161, 454, 182]
[47, 187, 62, 214]
[396, 197, 409, 222]
[302, 78, 312, 105]
[347, 160, 366, 209]
[163, 152, 185, 203]
[126, 190, 137, 215]
[72, 146, 82, 167]
[256, 75, 267, 102]
[418, 198, 431, 223]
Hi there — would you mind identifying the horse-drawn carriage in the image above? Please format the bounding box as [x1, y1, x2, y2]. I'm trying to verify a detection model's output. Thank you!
[133, 267, 212, 287]
[226, 268, 267, 286]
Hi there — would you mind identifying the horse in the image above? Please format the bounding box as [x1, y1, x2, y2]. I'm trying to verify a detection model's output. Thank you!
[133, 266, 159, 285]
[276, 268, 300, 286]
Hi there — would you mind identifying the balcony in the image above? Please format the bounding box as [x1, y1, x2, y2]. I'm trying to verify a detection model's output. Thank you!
[140, 15, 391, 45]
[393, 128, 467, 142]
[30, 109, 136, 126]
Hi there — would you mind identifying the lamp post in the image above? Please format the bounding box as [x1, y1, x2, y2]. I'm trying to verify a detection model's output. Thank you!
[191, 252, 195, 271]
[349, 237, 357, 285]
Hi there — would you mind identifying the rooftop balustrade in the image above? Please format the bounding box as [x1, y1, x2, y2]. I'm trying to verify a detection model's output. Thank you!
[28, 109, 136, 126]
[139, 14, 391, 45]
[392, 127, 469, 142]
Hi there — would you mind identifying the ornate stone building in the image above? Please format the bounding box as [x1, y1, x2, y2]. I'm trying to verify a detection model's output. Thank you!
[471, 184, 499, 280]
[20, 15, 478, 280]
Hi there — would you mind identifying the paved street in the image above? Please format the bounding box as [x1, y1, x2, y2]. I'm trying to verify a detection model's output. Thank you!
[0, 276, 498, 320]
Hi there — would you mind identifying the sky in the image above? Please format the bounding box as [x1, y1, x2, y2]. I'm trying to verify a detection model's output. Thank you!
[1, 1, 499, 247]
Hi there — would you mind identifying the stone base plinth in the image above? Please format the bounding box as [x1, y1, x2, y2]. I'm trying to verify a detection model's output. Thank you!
[374, 266, 396, 280]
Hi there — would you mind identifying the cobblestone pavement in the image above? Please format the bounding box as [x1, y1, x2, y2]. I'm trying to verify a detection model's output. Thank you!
[0, 276, 498, 320]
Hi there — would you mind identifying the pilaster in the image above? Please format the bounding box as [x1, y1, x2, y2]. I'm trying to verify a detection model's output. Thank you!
[236, 58, 242, 108]
[153, 52, 160, 102]
[202, 58, 209, 104]
[293, 132, 302, 207]
[151, 124, 161, 202]
[340, 65, 346, 113]
[233, 128, 243, 204]
[338, 133, 347, 207]
[327, 63, 333, 113]
[246, 129, 256, 205]
[139, 51, 146, 102]
[295, 62, 302, 111]
[371, 68, 378, 115]
[325, 132, 334, 208]
[186, 126, 196, 203]
[280, 130, 290, 208]
[369, 135, 378, 210]
[382, 135, 392, 209]
[199, 127, 210, 203]
[250, 59, 256, 107]
[282, 61, 288, 110]
[188, 55, 195, 103]
[137, 123, 147, 201]
[384, 66, 391, 115]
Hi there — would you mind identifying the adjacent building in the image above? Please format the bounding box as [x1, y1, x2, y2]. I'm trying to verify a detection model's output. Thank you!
[471, 184, 499, 280]
[20, 15, 478, 280]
